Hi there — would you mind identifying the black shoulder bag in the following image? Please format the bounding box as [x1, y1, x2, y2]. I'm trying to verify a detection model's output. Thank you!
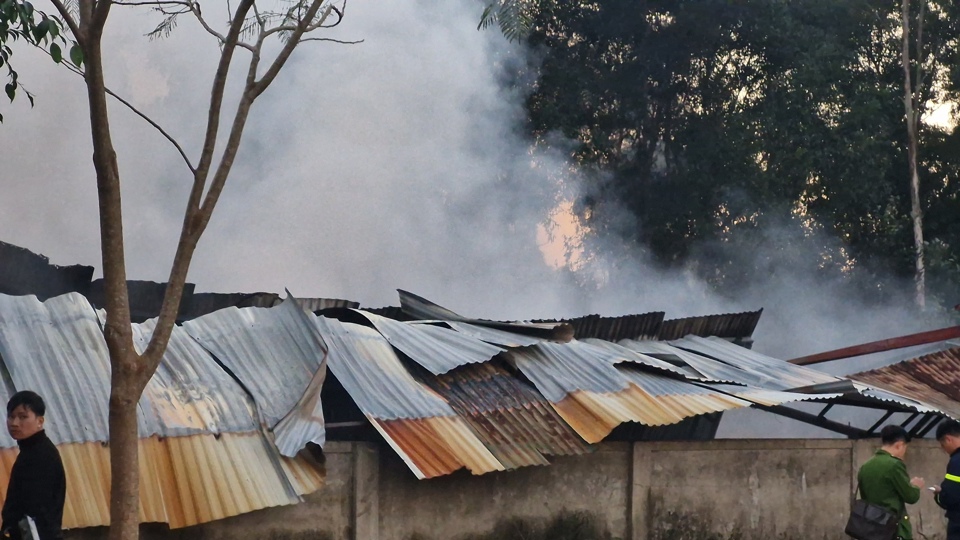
[845, 483, 901, 540]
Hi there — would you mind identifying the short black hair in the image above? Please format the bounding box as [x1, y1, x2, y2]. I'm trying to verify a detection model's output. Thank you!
[881, 424, 911, 445]
[7, 391, 46, 417]
[936, 419, 960, 441]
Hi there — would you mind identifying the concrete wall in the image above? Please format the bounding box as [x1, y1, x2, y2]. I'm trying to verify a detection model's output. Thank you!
[64, 439, 953, 540]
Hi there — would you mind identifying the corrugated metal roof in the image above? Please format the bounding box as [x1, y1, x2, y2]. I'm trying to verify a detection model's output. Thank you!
[422, 362, 591, 469]
[580, 338, 698, 378]
[504, 342, 747, 443]
[352, 311, 504, 375]
[699, 383, 842, 408]
[0, 293, 121, 444]
[443, 321, 543, 347]
[182, 298, 327, 441]
[316, 316, 503, 478]
[536, 312, 665, 341]
[617, 339, 747, 383]
[852, 348, 960, 419]
[397, 290, 574, 341]
[132, 319, 258, 437]
[670, 336, 839, 390]
[657, 309, 763, 341]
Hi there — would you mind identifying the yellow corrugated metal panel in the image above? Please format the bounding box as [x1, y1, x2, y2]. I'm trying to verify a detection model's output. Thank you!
[2, 433, 324, 530]
[551, 386, 748, 444]
[372, 416, 504, 479]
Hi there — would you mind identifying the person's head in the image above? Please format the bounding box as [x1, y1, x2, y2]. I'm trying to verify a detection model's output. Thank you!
[936, 419, 960, 455]
[880, 424, 911, 458]
[6, 391, 46, 441]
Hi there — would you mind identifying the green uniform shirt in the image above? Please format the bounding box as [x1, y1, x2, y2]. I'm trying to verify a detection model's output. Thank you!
[857, 449, 921, 539]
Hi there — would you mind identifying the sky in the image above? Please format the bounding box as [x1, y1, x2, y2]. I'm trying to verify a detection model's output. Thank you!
[0, 0, 952, 377]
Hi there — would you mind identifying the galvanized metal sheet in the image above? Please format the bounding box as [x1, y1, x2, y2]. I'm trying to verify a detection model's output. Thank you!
[617, 339, 746, 384]
[443, 321, 543, 347]
[658, 310, 763, 341]
[699, 383, 843, 408]
[504, 341, 630, 402]
[316, 316, 454, 419]
[537, 312, 665, 342]
[183, 298, 327, 433]
[580, 338, 697, 378]
[670, 336, 840, 390]
[353, 311, 504, 375]
[0, 292, 130, 444]
[132, 319, 258, 437]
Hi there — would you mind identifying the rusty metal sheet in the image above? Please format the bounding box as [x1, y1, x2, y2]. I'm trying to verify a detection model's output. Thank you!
[317, 316, 503, 478]
[852, 348, 960, 418]
[422, 362, 591, 470]
[352, 311, 504, 375]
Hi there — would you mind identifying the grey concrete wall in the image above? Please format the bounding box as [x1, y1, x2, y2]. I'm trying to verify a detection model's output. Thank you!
[63, 439, 954, 540]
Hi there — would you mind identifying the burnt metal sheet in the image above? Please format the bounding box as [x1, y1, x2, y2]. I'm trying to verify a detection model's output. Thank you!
[352, 311, 504, 375]
[852, 348, 960, 418]
[397, 289, 574, 341]
[670, 336, 839, 391]
[536, 312, 665, 342]
[182, 297, 327, 445]
[657, 309, 763, 341]
[0, 241, 94, 300]
[422, 362, 591, 469]
[316, 316, 504, 478]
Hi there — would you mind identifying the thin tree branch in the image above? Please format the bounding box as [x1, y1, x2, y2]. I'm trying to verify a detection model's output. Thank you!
[253, 2, 332, 98]
[49, 0, 82, 43]
[300, 37, 362, 44]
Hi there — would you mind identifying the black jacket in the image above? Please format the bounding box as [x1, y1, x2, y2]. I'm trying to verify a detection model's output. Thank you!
[0, 430, 66, 540]
[937, 447, 960, 523]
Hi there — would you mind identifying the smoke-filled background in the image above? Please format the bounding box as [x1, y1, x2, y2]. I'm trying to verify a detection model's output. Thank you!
[0, 1, 955, 437]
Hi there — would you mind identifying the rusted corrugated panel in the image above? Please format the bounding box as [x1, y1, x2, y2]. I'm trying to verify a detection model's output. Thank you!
[183, 298, 326, 450]
[852, 348, 960, 419]
[670, 336, 839, 391]
[316, 316, 503, 478]
[352, 311, 504, 375]
[397, 289, 574, 341]
[657, 309, 763, 341]
[422, 362, 591, 469]
[504, 342, 746, 443]
[535, 312, 665, 341]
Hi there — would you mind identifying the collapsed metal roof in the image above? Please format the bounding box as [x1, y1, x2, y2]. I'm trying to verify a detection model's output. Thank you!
[852, 347, 960, 421]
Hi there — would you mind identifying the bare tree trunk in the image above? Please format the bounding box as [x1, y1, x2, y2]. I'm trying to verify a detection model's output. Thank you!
[901, 0, 925, 309]
[107, 376, 142, 540]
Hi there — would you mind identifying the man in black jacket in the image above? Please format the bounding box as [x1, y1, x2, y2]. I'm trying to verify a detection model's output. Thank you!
[1, 391, 66, 540]
[935, 419, 960, 540]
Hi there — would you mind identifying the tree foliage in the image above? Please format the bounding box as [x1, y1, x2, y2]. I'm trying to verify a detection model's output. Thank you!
[497, 0, 960, 307]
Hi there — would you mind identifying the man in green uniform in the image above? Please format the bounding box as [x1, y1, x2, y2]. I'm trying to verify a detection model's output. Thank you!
[857, 425, 925, 540]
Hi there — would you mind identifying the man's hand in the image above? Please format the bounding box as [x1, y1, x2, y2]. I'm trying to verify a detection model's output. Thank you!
[911, 477, 926, 489]
[932, 485, 942, 494]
